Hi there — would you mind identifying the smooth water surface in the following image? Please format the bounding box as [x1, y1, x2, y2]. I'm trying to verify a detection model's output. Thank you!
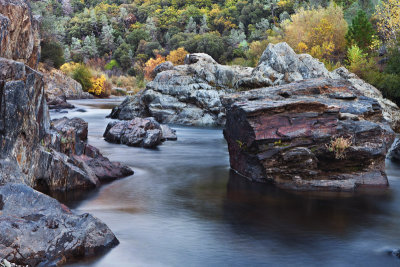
[51, 98, 400, 267]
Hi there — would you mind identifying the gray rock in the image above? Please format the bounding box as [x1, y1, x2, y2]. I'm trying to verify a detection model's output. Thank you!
[0, 183, 119, 266]
[104, 117, 177, 148]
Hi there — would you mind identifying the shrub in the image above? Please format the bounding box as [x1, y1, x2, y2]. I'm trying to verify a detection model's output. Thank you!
[166, 47, 188, 65]
[326, 136, 352, 159]
[60, 62, 80, 76]
[105, 59, 120, 70]
[144, 55, 166, 80]
[40, 39, 65, 68]
[346, 45, 368, 76]
[72, 64, 93, 92]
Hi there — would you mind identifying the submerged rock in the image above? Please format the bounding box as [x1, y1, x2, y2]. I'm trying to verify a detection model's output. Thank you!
[104, 117, 177, 148]
[222, 78, 395, 191]
[0, 183, 119, 266]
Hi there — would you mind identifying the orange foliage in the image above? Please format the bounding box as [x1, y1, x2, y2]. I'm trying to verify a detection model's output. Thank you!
[144, 55, 166, 80]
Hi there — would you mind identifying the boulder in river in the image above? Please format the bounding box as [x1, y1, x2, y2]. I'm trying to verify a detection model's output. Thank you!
[104, 117, 177, 148]
[222, 78, 395, 191]
[108, 53, 253, 126]
[108, 43, 400, 130]
[0, 183, 119, 266]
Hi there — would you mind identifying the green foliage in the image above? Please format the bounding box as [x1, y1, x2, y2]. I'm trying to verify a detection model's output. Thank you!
[346, 45, 368, 76]
[346, 10, 374, 51]
[40, 39, 65, 68]
[105, 59, 120, 70]
[72, 64, 93, 92]
[385, 44, 400, 75]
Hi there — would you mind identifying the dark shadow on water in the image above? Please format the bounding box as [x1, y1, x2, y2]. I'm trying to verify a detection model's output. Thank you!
[222, 170, 393, 238]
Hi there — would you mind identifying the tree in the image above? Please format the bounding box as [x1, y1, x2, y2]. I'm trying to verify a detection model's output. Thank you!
[185, 17, 197, 33]
[167, 47, 189, 65]
[81, 34, 98, 59]
[40, 39, 65, 68]
[283, 3, 348, 61]
[375, 0, 400, 44]
[229, 22, 246, 47]
[101, 25, 115, 53]
[126, 29, 150, 51]
[199, 15, 209, 34]
[346, 10, 374, 51]
[64, 47, 71, 62]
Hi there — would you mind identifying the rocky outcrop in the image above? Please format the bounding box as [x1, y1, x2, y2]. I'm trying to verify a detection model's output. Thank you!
[0, 0, 40, 69]
[104, 117, 177, 148]
[0, 58, 133, 191]
[235, 42, 329, 89]
[109, 43, 400, 130]
[0, 183, 118, 266]
[108, 53, 253, 126]
[222, 78, 395, 191]
[40, 66, 92, 106]
[330, 67, 400, 132]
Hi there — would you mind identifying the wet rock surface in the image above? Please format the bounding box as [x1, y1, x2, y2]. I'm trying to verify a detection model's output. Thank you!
[104, 117, 177, 148]
[222, 78, 395, 191]
[0, 183, 119, 266]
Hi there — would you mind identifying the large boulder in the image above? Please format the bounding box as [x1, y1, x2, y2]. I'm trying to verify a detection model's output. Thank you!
[0, 183, 119, 266]
[104, 117, 177, 148]
[109, 44, 400, 130]
[222, 78, 395, 191]
[235, 42, 329, 89]
[0, 0, 40, 69]
[108, 53, 253, 126]
[40, 66, 92, 104]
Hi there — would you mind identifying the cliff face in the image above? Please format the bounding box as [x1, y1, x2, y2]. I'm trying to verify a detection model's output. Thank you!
[0, 0, 40, 69]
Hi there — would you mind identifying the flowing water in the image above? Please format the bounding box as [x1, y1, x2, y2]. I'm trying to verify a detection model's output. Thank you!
[51, 98, 400, 267]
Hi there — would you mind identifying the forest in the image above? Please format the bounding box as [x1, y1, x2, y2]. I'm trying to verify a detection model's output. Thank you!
[32, 0, 400, 102]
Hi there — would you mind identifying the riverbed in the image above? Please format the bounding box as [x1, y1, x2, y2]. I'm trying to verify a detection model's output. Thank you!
[51, 98, 400, 267]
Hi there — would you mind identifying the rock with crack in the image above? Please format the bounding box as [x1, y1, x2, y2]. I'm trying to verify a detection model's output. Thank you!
[0, 183, 119, 266]
[222, 78, 395, 191]
[104, 117, 177, 148]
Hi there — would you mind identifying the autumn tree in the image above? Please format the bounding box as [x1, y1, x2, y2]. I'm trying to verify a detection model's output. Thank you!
[167, 47, 189, 65]
[283, 3, 348, 61]
[374, 0, 400, 45]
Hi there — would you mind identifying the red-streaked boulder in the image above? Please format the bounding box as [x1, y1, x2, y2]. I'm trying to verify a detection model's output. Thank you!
[222, 78, 395, 191]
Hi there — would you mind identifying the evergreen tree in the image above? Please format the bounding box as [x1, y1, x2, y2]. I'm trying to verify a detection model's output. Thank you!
[64, 46, 71, 62]
[229, 23, 246, 47]
[199, 15, 209, 34]
[71, 37, 82, 54]
[101, 24, 115, 52]
[185, 17, 197, 34]
[82, 34, 98, 59]
[346, 10, 374, 50]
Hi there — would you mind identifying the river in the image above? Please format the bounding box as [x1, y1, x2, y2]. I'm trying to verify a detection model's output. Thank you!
[50, 98, 400, 267]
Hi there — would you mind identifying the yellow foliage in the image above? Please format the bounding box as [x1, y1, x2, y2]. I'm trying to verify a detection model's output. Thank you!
[144, 55, 166, 80]
[374, 0, 400, 44]
[167, 47, 188, 65]
[283, 3, 348, 60]
[60, 62, 80, 76]
[297, 42, 308, 53]
[89, 75, 106, 96]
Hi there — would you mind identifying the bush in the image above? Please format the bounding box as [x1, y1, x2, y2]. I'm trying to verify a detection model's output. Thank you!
[72, 64, 93, 92]
[346, 45, 368, 76]
[166, 47, 188, 65]
[144, 55, 166, 80]
[346, 10, 374, 51]
[365, 71, 400, 104]
[105, 59, 120, 70]
[40, 39, 65, 68]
